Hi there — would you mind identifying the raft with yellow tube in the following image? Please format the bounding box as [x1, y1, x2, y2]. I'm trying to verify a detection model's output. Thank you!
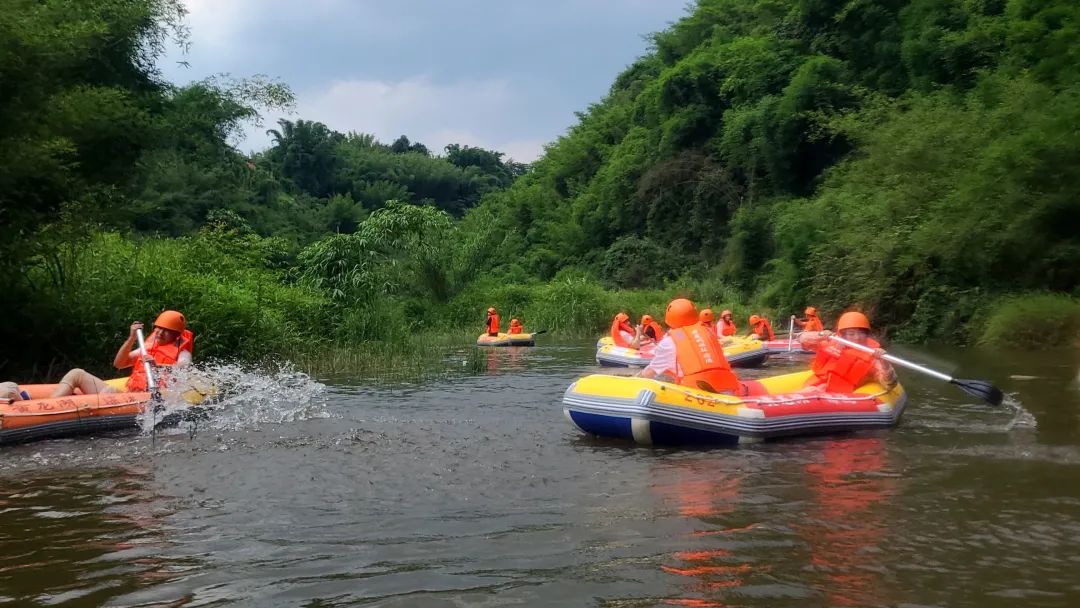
[562, 370, 906, 446]
[476, 332, 538, 347]
[595, 336, 769, 368]
[1, 377, 210, 446]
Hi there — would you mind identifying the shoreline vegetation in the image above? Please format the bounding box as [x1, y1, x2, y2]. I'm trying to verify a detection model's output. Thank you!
[3, 0, 1078, 380]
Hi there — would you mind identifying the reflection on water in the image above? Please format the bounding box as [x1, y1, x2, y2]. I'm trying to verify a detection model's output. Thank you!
[0, 466, 196, 607]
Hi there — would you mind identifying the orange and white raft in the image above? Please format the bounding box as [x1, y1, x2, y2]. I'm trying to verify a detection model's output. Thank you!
[563, 370, 906, 446]
[1, 377, 207, 446]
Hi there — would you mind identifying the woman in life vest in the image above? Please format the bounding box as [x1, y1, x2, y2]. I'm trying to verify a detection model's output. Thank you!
[639, 314, 664, 345]
[718, 310, 737, 336]
[610, 312, 642, 348]
[798, 311, 897, 393]
[50, 310, 194, 397]
[798, 307, 824, 332]
[747, 314, 775, 341]
[485, 307, 501, 336]
[639, 299, 740, 394]
[508, 318, 524, 335]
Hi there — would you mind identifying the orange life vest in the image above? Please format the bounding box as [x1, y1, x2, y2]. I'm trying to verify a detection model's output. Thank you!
[752, 319, 775, 340]
[807, 338, 881, 393]
[642, 320, 664, 342]
[669, 324, 739, 393]
[508, 320, 524, 334]
[611, 317, 634, 347]
[126, 329, 194, 392]
[801, 316, 824, 332]
[486, 313, 500, 335]
[719, 319, 737, 336]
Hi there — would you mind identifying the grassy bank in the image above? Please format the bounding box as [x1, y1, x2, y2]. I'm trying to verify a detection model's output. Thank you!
[980, 294, 1080, 349]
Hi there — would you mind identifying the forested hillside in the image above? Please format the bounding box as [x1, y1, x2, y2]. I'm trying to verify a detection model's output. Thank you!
[468, 0, 1080, 341]
[2, 0, 1077, 378]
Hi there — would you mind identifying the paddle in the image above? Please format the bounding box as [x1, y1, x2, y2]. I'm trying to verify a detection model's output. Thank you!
[135, 327, 161, 439]
[828, 335, 1004, 405]
[532, 330, 548, 336]
[787, 315, 795, 352]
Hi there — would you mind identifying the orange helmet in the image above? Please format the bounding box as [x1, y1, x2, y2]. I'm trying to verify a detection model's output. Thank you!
[665, 298, 697, 329]
[487, 307, 496, 314]
[805, 306, 817, 316]
[721, 309, 732, 318]
[699, 308, 714, 323]
[836, 311, 871, 332]
[615, 312, 630, 323]
[749, 314, 761, 325]
[154, 310, 186, 332]
[641, 314, 654, 325]
[510, 318, 521, 325]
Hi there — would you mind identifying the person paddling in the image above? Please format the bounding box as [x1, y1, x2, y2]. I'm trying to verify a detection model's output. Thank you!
[508, 318, 524, 335]
[699, 309, 716, 333]
[797, 307, 824, 332]
[50, 310, 194, 397]
[798, 311, 897, 392]
[639, 299, 740, 394]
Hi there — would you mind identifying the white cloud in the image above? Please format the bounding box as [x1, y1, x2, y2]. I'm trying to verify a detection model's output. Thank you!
[242, 76, 547, 162]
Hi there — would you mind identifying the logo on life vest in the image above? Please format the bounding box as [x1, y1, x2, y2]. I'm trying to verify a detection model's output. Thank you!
[692, 328, 713, 364]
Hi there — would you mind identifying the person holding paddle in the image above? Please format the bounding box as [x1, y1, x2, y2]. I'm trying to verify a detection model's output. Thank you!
[49, 310, 194, 397]
[798, 311, 897, 392]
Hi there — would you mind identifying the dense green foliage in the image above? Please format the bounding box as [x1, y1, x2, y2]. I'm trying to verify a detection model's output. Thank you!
[466, 0, 1080, 341]
[3, 0, 1078, 378]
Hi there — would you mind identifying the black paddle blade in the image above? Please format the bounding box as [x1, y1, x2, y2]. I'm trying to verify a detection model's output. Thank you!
[950, 378, 1004, 406]
[533, 330, 548, 335]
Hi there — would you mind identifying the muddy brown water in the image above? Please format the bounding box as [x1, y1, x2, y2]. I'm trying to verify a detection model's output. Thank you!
[1, 341, 1077, 607]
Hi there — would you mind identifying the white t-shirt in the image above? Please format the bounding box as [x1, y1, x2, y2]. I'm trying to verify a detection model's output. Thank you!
[619, 330, 635, 345]
[643, 335, 679, 378]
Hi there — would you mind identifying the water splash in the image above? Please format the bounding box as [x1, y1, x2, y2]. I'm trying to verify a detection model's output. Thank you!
[136, 361, 332, 435]
[1002, 394, 1038, 431]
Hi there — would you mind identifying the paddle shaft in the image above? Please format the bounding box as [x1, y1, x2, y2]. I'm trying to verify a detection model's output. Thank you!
[788, 316, 795, 352]
[135, 328, 158, 391]
[828, 334, 952, 381]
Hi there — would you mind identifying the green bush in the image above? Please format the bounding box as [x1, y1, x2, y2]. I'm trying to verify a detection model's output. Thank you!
[979, 294, 1080, 348]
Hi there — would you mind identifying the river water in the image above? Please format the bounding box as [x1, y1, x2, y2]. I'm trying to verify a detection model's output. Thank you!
[1, 341, 1078, 607]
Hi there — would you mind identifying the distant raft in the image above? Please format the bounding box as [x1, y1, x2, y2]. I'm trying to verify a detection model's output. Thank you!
[594, 336, 769, 369]
[761, 337, 814, 355]
[562, 370, 906, 446]
[476, 332, 537, 347]
[1, 377, 209, 446]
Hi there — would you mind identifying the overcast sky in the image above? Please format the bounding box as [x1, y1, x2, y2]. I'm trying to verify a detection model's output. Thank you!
[160, 1, 690, 162]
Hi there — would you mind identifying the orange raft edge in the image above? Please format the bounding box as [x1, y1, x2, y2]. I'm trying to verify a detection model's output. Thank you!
[1, 379, 200, 446]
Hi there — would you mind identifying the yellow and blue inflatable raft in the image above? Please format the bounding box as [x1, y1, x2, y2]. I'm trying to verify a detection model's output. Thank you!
[563, 370, 906, 446]
[477, 332, 537, 347]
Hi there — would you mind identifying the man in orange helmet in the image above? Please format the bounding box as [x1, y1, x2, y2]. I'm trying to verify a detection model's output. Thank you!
[747, 314, 775, 341]
[798, 311, 897, 392]
[639, 298, 740, 394]
[50, 310, 195, 397]
[639, 314, 664, 345]
[610, 312, 642, 348]
[798, 307, 824, 332]
[699, 308, 715, 332]
[508, 318, 525, 335]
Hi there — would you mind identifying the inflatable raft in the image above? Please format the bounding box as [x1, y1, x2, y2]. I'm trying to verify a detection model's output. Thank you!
[1, 377, 208, 446]
[761, 337, 813, 355]
[563, 370, 906, 446]
[595, 336, 769, 369]
[476, 332, 538, 347]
